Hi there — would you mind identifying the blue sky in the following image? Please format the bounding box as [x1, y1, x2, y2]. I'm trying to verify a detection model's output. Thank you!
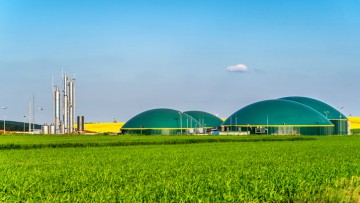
[0, 0, 359, 123]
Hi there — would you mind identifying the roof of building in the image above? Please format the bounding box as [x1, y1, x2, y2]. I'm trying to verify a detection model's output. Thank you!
[280, 96, 347, 120]
[121, 108, 201, 129]
[183, 111, 223, 128]
[223, 99, 333, 126]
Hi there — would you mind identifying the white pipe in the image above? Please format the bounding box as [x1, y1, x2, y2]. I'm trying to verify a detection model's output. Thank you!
[55, 86, 60, 134]
[73, 78, 76, 132]
[69, 79, 74, 133]
[63, 74, 68, 134]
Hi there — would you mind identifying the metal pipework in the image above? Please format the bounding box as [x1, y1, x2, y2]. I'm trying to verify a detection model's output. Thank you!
[63, 94, 68, 133]
[62, 74, 68, 134]
[68, 79, 75, 133]
[53, 72, 76, 134]
[54, 86, 61, 134]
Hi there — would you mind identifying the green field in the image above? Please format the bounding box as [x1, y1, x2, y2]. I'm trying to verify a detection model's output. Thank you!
[1, 135, 360, 202]
[352, 129, 360, 135]
[0, 134, 313, 150]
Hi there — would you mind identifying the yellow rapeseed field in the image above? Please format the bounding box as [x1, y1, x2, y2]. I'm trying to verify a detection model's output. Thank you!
[349, 117, 360, 129]
[74, 122, 125, 133]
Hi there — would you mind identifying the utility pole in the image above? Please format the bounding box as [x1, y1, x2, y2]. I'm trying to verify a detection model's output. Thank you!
[1, 107, 7, 134]
[32, 94, 35, 131]
[338, 107, 344, 135]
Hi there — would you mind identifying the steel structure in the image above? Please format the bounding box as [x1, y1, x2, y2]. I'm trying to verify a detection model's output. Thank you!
[53, 73, 76, 134]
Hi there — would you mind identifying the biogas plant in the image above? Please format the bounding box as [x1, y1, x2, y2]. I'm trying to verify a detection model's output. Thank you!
[0, 72, 351, 136]
[120, 96, 350, 136]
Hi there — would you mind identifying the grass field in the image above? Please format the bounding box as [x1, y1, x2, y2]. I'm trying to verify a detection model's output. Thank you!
[0, 134, 313, 150]
[1, 135, 360, 202]
[352, 129, 360, 135]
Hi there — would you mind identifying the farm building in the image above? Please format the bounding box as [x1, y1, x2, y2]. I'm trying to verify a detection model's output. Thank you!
[280, 96, 349, 135]
[120, 108, 202, 135]
[222, 99, 334, 135]
[183, 111, 223, 130]
[120, 96, 348, 135]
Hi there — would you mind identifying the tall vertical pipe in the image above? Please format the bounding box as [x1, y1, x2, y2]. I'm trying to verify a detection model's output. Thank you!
[68, 79, 74, 133]
[63, 95, 68, 133]
[63, 74, 68, 134]
[52, 76, 54, 130]
[54, 86, 61, 134]
[73, 77, 76, 133]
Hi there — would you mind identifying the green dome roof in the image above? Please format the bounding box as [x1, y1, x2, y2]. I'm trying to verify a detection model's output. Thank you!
[223, 99, 332, 126]
[122, 108, 201, 129]
[280, 96, 347, 120]
[184, 111, 223, 128]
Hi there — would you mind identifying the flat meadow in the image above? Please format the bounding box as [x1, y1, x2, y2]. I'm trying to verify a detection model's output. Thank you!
[1, 135, 360, 202]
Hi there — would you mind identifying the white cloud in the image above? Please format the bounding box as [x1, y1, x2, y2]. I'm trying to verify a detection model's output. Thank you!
[226, 64, 248, 72]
